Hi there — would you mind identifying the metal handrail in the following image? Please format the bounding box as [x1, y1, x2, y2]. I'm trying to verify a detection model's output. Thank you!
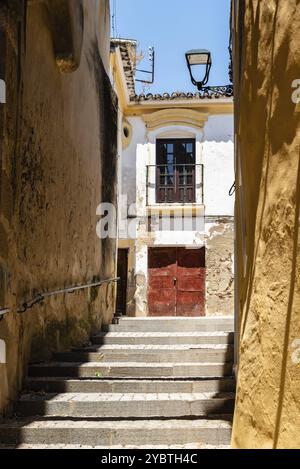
[147, 163, 202, 167]
[0, 277, 119, 318]
[0, 308, 10, 318]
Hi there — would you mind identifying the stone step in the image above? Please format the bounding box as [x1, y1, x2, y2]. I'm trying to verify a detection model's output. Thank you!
[0, 443, 230, 449]
[28, 362, 233, 379]
[16, 392, 235, 418]
[25, 377, 236, 394]
[91, 331, 234, 346]
[54, 345, 234, 364]
[104, 317, 234, 333]
[0, 418, 232, 446]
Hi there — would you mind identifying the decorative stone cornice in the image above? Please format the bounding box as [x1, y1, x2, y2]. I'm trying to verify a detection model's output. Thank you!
[143, 108, 208, 131]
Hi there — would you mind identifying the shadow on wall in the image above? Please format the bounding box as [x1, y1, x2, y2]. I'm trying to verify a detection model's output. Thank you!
[0, 0, 117, 417]
[273, 149, 300, 448]
[232, 0, 300, 449]
[240, 0, 300, 340]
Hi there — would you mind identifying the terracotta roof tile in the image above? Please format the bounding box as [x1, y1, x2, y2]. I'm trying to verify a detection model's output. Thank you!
[133, 89, 233, 102]
[111, 38, 137, 99]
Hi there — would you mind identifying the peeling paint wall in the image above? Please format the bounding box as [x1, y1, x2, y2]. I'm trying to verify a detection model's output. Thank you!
[206, 219, 234, 316]
[0, 0, 117, 416]
[120, 110, 234, 316]
[232, 0, 300, 449]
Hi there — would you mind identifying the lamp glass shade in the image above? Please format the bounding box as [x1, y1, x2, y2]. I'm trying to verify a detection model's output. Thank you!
[186, 49, 211, 66]
[185, 49, 212, 88]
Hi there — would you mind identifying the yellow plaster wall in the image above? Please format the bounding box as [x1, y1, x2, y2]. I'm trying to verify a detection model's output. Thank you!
[0, 0, 117, 416]
[232, 0, 300, 448]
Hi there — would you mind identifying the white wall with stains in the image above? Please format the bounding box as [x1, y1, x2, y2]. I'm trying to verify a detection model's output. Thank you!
[119, 110, 234, 316]
[121, 114, 234, 216]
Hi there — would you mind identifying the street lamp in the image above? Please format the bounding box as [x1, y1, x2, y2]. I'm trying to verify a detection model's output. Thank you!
[185, 49, 233, 97]
[185, 49, 212, 89]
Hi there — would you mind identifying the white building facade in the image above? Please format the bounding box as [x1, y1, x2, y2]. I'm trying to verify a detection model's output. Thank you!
[111, 40, 234, 318]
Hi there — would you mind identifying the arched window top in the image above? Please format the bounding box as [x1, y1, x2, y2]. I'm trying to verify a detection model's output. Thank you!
[143, 108, 208, 131]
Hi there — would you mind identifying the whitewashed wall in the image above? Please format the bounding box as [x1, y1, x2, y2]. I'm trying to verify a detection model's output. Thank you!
[122, 117, 146, 209]
[121, 113, 234, 218]
[202, 114, 234, 217]
[119, 110, 234, 316]
[203, 140, 234, 216]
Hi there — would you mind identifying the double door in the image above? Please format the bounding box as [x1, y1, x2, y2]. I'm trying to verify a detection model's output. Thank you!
[148, 247, 205, 317]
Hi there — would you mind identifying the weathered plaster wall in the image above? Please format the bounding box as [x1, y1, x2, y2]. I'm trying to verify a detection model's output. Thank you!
[0, 0, 117, 416]
[96, 0, 111, 75]
[123, 115, 234, 216]
[232, 0, 300, 449]
[206, 219, 234, 316]
[203, 114, 234, 143]
[121, 116, 145, 210]
[120, 110, 234, 316]
[203, 141, 234, 217]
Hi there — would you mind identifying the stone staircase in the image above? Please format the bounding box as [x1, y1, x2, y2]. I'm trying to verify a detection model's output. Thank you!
[0, 317, 235, 449]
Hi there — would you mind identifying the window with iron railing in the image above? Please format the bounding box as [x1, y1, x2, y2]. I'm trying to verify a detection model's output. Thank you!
[146, 138, 204, 205]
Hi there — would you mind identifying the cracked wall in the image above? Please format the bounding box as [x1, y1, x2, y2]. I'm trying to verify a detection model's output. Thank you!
[206, 220, 234, 316]
[0, 0, 117, 416]
[118, 113, 234, 317]
[232, 0, 300, 449]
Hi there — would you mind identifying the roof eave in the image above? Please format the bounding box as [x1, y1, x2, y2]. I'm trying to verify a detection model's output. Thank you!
[125, 97, 234, 115]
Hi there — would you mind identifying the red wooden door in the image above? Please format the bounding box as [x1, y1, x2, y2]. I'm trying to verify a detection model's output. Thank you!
[176, 248, 205, 316]
[148, 247, 205, 317]
[148, 248, 177, 316]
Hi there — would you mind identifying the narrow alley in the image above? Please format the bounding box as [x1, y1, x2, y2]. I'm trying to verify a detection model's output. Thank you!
[0, 0, 299, 454]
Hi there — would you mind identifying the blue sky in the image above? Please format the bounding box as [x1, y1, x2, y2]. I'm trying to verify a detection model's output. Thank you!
[110, 0, 231, 94]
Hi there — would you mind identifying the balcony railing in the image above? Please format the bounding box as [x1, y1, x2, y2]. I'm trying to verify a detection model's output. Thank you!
[146, 164, 204, 206]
